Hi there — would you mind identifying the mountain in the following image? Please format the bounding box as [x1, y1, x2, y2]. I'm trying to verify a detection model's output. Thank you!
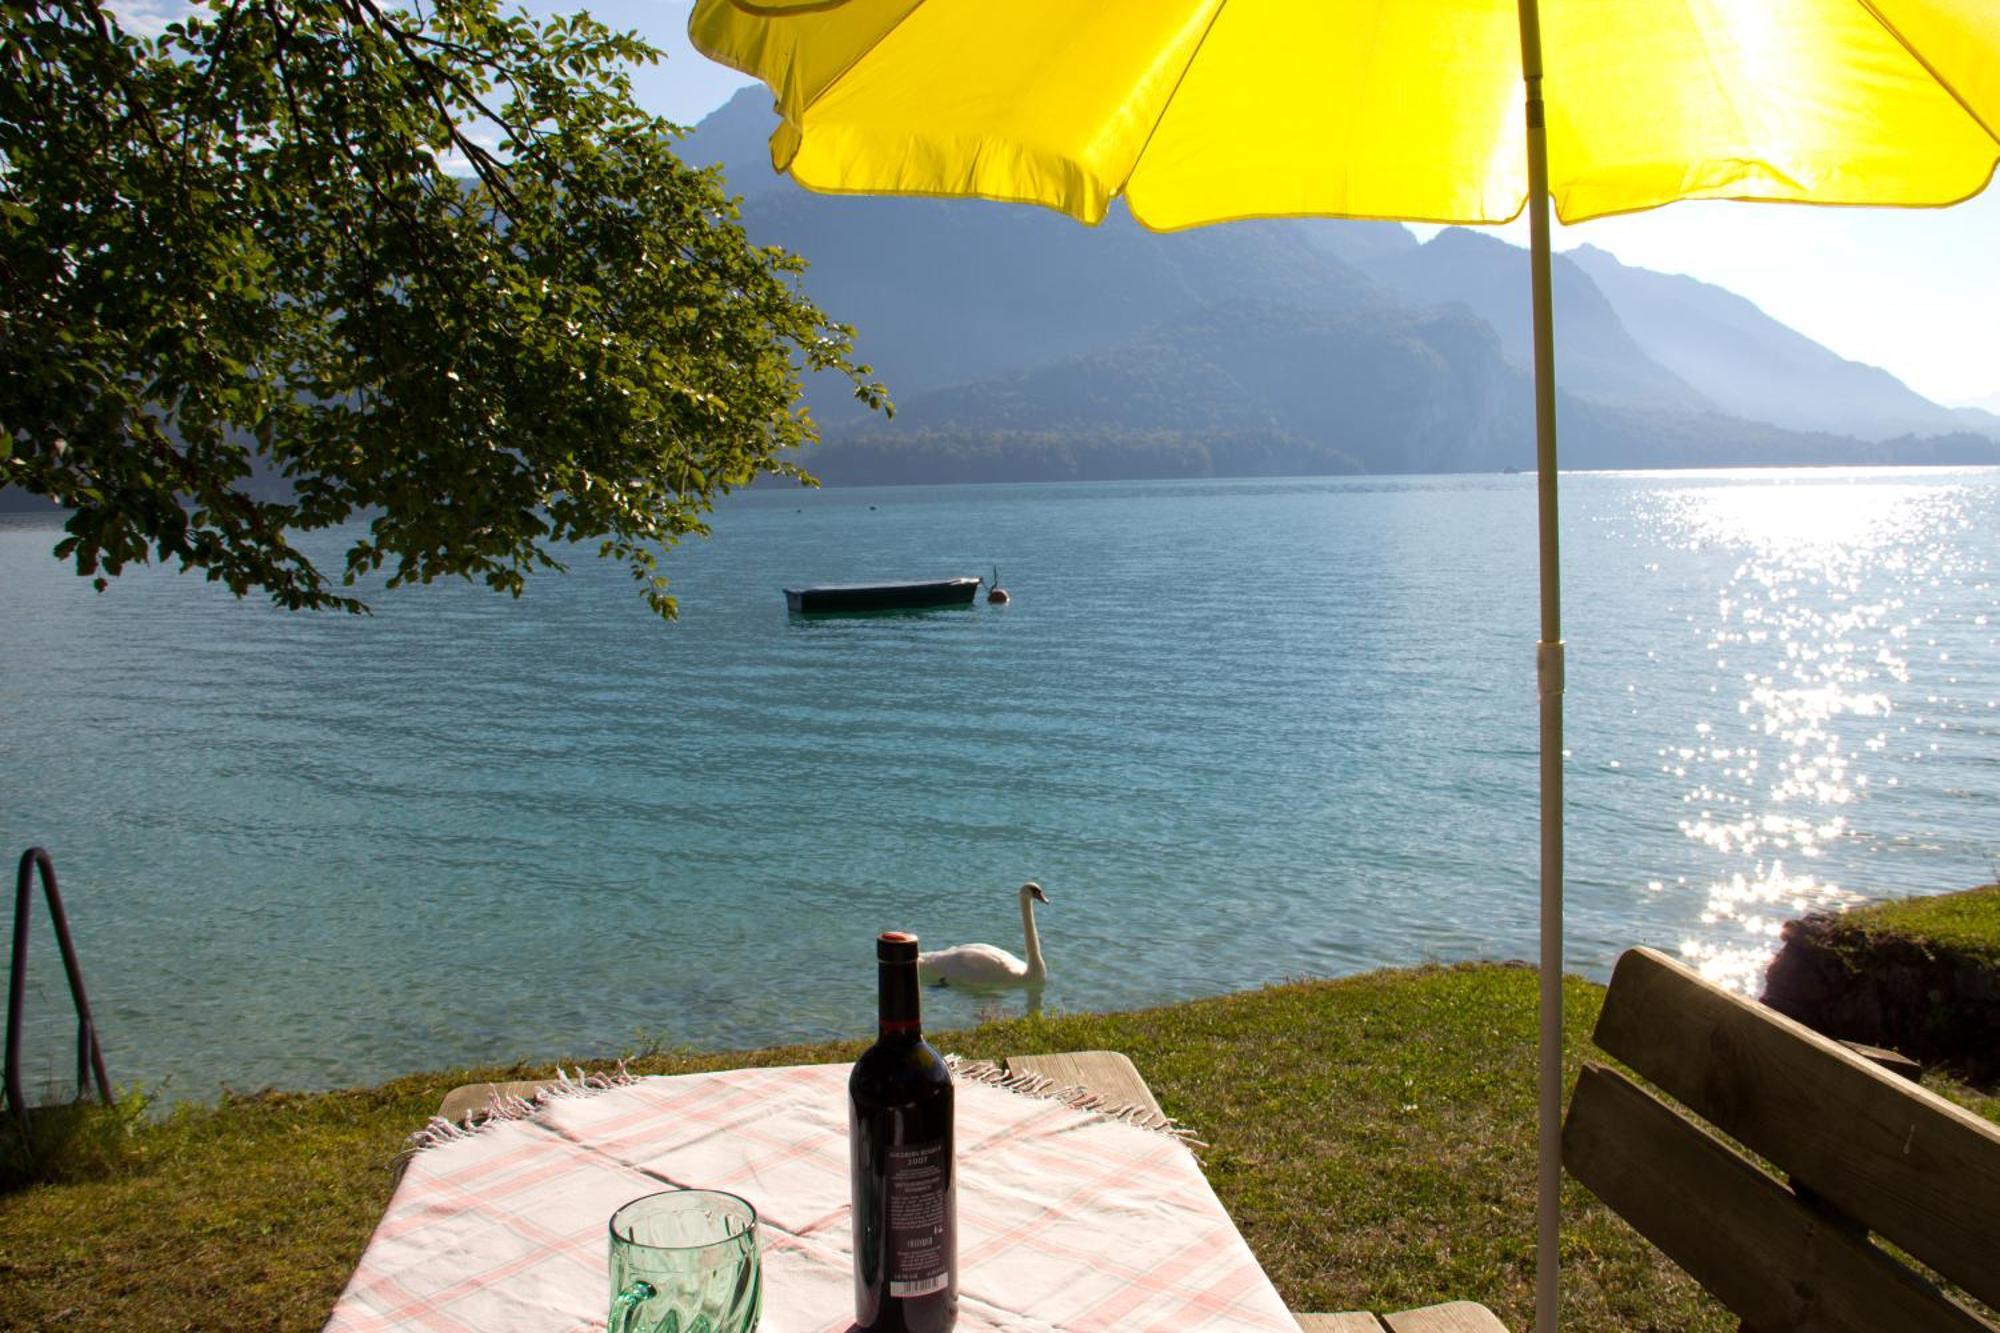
[815, 296, 1962, 486]
[0, 488, 60, 513]
[740, 192, 1388, 418]
[1295, 218, 1423, 266]
[818, 301, 1519, 484]
[1951, 395, 2000, 435]
[1363, 228, 1711, 413]
[680, 89, 1414, 417]
[682, 95, 1995, 483]
[673, 86, 789, 195]
[1565, 244, 1971, 442]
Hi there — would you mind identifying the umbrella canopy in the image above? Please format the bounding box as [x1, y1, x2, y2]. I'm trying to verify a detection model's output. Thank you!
[687, 2, 1998, 1327]
[690, 0, 1996, 229]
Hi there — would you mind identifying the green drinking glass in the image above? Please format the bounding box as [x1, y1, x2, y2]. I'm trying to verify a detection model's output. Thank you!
[607, 1189, 762, 1333]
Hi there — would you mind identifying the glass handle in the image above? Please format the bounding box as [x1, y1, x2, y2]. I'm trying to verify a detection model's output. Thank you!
[609, 1279, 656, 1333]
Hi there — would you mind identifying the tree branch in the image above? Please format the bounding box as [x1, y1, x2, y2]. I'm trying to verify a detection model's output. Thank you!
[334, 0, 523, 217]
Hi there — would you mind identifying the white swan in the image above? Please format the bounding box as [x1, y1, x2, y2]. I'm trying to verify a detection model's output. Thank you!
[918, 882, 1049, 987]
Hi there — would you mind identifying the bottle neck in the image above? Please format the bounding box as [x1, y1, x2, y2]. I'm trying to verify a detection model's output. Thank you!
[877, 956, 923, 1040]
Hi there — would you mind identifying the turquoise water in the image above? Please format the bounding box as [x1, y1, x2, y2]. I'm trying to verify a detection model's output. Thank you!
[4, 470, 1998, 1099]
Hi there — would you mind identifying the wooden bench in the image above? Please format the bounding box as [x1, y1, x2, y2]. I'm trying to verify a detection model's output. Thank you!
[1562, 947, 2000, 1332]
[437, 1050, 1507, 1331]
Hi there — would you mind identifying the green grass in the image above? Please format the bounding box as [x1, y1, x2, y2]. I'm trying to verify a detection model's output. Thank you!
[1833, 882, 2000, 963]
[1, 964, 1994, 1330]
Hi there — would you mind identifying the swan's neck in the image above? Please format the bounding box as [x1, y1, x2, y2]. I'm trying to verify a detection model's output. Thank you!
[1020, 892, 1045, 980]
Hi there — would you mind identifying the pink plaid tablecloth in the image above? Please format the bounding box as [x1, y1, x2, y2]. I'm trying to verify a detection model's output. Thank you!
[327, 1061, 1299, 1331]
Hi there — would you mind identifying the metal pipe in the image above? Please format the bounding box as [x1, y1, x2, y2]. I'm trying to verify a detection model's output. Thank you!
[4, 853, 29, 1132]
[5, 848, 114, 1136]
[1515, 0, 1565, 1328]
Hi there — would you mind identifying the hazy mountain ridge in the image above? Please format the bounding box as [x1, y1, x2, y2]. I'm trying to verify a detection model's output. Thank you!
[1565, 244, 1966, 441]
[747, 192, 1386, 416]
[682, 90, 1994, 484]
[1363, 228, 1713, 414]
[816, 301, 1515, 484]
[817, 299, 1938, 486]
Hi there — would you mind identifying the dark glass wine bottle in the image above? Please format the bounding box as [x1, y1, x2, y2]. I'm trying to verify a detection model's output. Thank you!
[849, 931, 957, 1332]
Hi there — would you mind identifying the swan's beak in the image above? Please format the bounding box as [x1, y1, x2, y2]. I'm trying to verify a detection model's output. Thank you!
[1028, 883, 1049, 904]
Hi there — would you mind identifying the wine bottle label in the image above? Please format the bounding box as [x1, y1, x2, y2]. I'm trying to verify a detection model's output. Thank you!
[884, 1140, 951, 1298]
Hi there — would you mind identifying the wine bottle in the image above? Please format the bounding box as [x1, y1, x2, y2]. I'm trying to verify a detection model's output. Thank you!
[849, 931, 957, 1332]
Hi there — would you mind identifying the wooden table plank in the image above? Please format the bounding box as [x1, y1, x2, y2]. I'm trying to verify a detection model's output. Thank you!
[1002, 1050, 1166, 1120]
[436, 1079, 556, 1124]
[1381, 1302, 1512, 1332]
[1294, 1315, 1387, 1332]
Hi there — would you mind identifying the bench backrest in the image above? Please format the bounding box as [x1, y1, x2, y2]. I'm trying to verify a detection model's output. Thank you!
[1562, 947, 2000, 1333]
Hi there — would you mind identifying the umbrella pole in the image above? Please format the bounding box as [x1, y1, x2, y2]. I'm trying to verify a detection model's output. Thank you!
[1516, 0, 1565, 1330]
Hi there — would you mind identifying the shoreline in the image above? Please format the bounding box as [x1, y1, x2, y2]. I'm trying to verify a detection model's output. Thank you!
[34, 873, 2000, 1110]
[5, 962, 1996, 1330]
[37, 885, 1988, 1111]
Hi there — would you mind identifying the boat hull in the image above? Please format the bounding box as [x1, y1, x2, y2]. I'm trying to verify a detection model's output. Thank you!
[784, 578, 981, 615]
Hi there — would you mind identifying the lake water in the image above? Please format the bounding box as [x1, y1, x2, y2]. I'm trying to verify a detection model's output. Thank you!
[4, 469, 1997, 1100]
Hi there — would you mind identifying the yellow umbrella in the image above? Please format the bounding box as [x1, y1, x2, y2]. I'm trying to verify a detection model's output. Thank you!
[686, 1, 1999, 1324]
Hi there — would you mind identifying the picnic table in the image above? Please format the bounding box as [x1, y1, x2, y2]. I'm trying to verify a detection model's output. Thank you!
[331, 1051, 1501, 1332]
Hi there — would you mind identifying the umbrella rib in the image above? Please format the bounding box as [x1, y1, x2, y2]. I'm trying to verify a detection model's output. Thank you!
[728, 0, 863, 12]
[1851, 0, 2000, 151]
[1111, 0, 1235, 202]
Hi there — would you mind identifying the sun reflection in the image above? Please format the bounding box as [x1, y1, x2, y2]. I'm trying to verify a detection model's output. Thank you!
[1637, 478, 1982, 993]
[1677, 482, 1956, 559]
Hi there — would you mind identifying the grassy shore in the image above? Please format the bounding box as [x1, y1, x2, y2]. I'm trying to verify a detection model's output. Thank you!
[2, 963, 1995, 1331]
[1760, 882, 2000, 1083]
[1832, 882, 2000, 962]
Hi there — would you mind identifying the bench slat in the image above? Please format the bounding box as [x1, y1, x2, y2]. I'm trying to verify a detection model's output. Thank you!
[1592, 947, 2000, 1310]
[1563, 1062, 1987, 1333]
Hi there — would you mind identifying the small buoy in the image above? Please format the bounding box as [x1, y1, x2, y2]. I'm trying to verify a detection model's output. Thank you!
[987, 566, 1010, 604]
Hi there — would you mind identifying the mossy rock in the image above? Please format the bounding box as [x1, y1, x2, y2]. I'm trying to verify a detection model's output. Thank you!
[1764, 884, 2000, 1085]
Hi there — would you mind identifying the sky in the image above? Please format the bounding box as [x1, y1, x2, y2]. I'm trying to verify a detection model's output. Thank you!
[113, 0, 2000, 408]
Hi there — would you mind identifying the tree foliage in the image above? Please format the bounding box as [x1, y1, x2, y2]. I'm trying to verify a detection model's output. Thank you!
[0, 0, 885, 615]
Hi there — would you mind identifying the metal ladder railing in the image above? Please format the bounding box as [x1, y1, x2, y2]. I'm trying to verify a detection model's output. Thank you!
[5, 848, 113, 1133]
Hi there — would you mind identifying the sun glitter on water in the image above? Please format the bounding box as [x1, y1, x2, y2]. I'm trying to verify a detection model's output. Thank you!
[1644, 476, 1984, 991]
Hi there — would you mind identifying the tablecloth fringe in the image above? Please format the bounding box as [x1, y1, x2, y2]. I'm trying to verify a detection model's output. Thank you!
[401, 1063, 638, 1161]
[945, 1055, 1206, 1148]
[398, 1057, 1202, 1165]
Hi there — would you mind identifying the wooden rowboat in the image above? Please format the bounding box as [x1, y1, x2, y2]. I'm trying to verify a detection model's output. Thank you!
[784, 577, 981, 614]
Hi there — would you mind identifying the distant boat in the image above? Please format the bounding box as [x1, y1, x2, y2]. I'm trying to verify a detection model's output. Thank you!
[784, 577, 982, 614]
[1502, 465, 1522, 475]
